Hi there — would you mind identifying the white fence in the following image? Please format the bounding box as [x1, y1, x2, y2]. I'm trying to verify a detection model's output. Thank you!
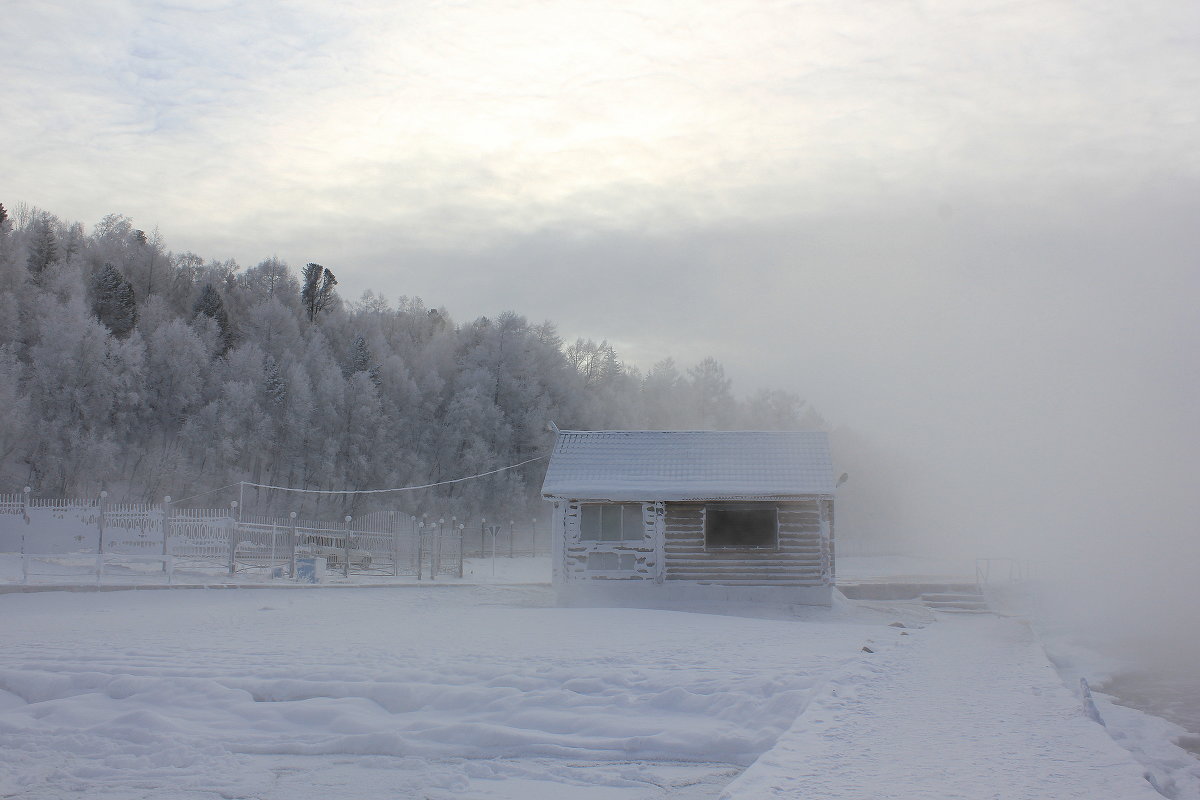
[0, 493, 463, 583]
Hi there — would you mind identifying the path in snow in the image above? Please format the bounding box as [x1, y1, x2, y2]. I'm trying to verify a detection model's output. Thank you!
[723, 612, 1165, 800]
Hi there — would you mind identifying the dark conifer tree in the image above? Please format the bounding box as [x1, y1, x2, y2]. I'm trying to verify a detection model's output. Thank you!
[264, 355, 286, 407]
[26, 216, 57, 275]
[91, 263, 138, 338]
[300, 262, 337, 322]
[192, 282, 236, 355]
[349, 336, 370, 374]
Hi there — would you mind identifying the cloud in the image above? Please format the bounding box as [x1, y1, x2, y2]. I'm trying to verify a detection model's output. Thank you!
[10, 0, 1197, 254]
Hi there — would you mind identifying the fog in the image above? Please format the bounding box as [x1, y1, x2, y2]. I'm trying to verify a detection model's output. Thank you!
[312, 175, 1200, 664]
[7, 0, 1199, 666]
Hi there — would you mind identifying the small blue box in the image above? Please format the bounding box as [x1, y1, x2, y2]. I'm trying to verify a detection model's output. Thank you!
[295, 558, 318, 583]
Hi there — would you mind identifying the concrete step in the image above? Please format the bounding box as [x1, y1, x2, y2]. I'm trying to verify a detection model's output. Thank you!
[922, 591, 990, 613]
[921, 592, 986, 603]
[838, 582, 978, 600]
[930, 606, 992, 614]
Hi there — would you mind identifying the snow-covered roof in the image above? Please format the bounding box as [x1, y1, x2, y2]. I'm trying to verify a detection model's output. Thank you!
[541, 429, 834, 501]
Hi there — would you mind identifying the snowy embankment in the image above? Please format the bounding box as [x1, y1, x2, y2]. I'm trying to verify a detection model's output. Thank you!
[723, 613, 1168, 800]
[0, 585, 882, 799]
[986, 580, 1200, 800]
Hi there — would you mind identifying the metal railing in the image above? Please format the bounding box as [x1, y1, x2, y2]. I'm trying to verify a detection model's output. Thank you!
[975, 557, 1034, 586]
[2, 494, 466, 583]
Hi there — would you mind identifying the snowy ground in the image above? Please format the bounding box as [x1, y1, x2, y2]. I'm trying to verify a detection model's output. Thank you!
[2, 553, 1197, 798]
[0, 585, 888, 799]
[2, 581, 1189, 799]
[0, 552, 552, 588]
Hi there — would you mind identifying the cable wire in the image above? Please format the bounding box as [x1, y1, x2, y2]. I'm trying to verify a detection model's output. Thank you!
[238, 455, 548, 496]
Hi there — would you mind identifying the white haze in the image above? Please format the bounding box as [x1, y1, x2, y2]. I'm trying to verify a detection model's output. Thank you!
[4, 1, 1199, 659]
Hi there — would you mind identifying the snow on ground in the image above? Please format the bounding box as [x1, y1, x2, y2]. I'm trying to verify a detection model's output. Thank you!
[0, 585, 884, 799]
[0, 553, 552, 588]
[836, 553, 978, 583]
[724, 612, 1165, 800]
[0, 564, 1190, 799]
[986, 581, 1200, 799]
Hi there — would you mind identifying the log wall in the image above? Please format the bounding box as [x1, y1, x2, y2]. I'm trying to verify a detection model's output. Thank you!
[663, 501, 829, 586]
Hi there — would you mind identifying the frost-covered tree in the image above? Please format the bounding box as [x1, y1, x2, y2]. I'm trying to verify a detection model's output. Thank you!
[0, 203, 838, 515]
[0, 345, 31, 480]
[641, 358, 687, 429]
[26, 298, 125, 493]
[240, 256, 298, 304]
[145, 318, 209, 427]
[687, 357, 736, 429]
[740, 388, 806, 430]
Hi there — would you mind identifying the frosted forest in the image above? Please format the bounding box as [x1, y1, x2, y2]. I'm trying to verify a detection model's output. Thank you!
[0, 202, 837, 521]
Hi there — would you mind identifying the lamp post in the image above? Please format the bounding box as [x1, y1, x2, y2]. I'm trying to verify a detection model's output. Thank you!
[289, 511, 298, 578]
[98, 490, 109, 555]
[435, 518, 445, 578]
[162, 495, 171, 574]
[457, 523, 465, 578]
[20, 487, 30, 584]
[228, 501, 238, 576]
[417, 519, 425, 580]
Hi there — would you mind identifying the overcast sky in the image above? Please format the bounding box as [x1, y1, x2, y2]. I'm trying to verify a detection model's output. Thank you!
[5, 1, 1199, 579]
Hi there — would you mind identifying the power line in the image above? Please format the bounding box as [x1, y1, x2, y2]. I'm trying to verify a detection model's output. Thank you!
[239, 455, 548, 496]
[171, 482, 243, 505]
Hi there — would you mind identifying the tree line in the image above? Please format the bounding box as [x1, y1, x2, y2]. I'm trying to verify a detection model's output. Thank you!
[0, 202, 830, 522]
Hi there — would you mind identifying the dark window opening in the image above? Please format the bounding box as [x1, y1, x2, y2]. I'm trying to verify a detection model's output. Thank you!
[705, 504, 778, 550]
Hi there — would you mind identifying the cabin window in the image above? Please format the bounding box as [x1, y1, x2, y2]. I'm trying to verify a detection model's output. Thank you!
[579, 503, 644, 542]
[705, 504, 778, 550]
[586, 552, 637, 571]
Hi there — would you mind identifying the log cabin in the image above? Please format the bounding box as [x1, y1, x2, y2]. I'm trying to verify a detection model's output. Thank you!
[541, 429, 837, 607]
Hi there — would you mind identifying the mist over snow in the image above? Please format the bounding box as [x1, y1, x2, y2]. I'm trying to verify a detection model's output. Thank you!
[4, 0, 1200, 658]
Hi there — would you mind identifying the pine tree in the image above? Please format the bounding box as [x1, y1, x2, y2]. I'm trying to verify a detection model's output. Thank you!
[300, 262, 338, 322]
[687, 357, 736, 429]
[347, 335, 379, 384]
[26, 215, 57, 275]
[192, 283, 235, 355]
[0, 204, 12, 273]
[264, 355, 286, 408]
[92, 263, 138, 338]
